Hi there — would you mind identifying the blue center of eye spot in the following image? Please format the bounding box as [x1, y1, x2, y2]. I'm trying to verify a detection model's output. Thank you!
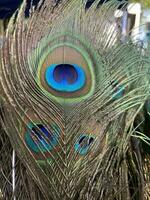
[45, 64, 86, 92]
[74, 134, 94, 155]
[54, 64, 78, 84]
[25, 123, 60, 153]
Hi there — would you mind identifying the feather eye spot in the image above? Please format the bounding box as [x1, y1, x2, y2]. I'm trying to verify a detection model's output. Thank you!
[25, 123, 60, 153]
[36, 45, 94, 102]
[45, 64, 86, 92]
[74, 134, 94, 155]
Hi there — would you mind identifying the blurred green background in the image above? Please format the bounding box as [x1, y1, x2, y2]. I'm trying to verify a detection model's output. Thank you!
[130, 0, 150, 8]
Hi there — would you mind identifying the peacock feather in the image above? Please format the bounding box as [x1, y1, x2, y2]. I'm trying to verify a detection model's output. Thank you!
[0, 0, 150, 199]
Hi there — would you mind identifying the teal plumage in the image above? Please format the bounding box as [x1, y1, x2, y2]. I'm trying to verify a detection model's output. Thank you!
[0, 0, 150, 199]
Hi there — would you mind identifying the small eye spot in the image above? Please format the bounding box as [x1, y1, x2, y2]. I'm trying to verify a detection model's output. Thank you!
[74, 134, 94, 155]
[112, 81, 125, 100]
[25, 123, 60, 153]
